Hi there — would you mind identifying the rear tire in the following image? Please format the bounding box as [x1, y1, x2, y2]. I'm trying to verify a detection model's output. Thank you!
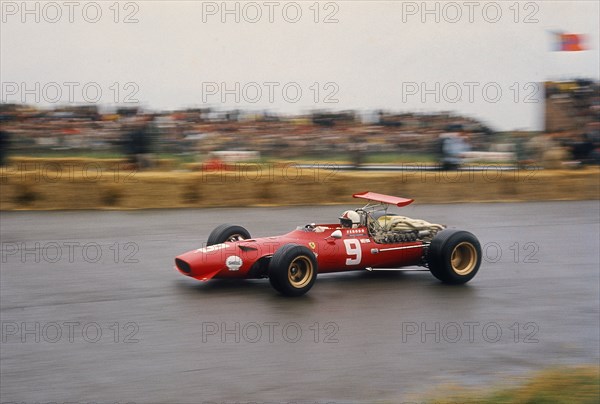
[427, 229, 481, 284]
[206, 224, 251, 246]
[269, 244, 317, 296]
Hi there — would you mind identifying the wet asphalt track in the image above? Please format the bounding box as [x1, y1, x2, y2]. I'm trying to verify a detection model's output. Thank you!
[1, 201, 599, 403]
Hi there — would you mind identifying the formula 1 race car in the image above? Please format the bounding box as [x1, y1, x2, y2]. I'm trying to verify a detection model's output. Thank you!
[175, 192, 482, 296]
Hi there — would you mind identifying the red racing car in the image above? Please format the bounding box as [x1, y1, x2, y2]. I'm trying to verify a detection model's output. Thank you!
[175, 192, 482, 296]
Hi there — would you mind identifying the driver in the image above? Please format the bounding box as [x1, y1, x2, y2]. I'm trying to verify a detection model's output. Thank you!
[339, 210, 361, 228]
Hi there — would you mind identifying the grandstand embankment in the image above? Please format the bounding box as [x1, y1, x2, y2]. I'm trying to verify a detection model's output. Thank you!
[1, 158, 598, 210]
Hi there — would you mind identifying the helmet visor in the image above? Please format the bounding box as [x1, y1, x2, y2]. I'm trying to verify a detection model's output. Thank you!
[340, 218, 353, 228]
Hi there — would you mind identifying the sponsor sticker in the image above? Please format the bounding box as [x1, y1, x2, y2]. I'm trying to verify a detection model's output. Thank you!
[226, 255, 243, 271]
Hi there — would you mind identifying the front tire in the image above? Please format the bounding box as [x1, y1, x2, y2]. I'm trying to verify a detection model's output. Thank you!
[269, 244, 317, 296]
[206, 224, 251, 246]
[427, 229, 481, 284]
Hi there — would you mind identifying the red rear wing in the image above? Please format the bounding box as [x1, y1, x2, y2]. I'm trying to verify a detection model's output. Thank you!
[353, 191, 414, 207]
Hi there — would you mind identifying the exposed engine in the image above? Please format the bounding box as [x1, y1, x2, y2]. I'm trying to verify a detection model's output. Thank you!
[369, 215, 446, 244]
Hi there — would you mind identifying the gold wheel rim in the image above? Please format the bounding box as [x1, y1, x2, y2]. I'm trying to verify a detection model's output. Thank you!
[288, 256, 314, 288]
[451, 242, 477, 275]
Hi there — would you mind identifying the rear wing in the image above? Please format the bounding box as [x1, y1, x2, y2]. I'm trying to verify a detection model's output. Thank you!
[353, 192, 414, 207]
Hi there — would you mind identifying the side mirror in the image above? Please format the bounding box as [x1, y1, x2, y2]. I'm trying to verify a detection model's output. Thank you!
[330, 230, 342, 239]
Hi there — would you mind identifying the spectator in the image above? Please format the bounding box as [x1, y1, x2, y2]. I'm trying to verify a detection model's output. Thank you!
[568, 133, 594, 166]
[440, 125, 470, 170]
[125, 115, 154, 169]
[0, 115, 12, 166]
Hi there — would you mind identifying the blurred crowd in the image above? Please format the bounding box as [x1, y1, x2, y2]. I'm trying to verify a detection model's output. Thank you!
[0, 105, 492, 165]
[541, 79, 600, 166]
[0, 80, 598, 169]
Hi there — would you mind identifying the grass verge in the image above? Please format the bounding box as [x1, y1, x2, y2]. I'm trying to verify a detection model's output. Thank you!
[420, 365, 599, 404]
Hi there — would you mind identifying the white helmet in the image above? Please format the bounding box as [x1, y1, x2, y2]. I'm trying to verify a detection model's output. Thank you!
[339, 210, 361, 228]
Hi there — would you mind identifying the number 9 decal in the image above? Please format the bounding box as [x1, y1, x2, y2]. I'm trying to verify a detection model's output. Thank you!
[343, 239, 362, 266]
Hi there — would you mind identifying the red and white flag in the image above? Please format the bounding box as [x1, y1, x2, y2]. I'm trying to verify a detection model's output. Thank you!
[552, 31, 587, 51]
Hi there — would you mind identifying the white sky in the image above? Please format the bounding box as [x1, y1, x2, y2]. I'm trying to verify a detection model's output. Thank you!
[1, 0, 599, 131]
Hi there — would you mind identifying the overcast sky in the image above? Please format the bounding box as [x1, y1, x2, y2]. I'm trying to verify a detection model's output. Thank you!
[1, 1, 599, 130]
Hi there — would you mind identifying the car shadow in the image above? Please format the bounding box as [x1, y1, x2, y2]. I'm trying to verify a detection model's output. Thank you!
[174, 277, 269, 295]
[172, 267, 477, 298]
[172, 277, 322, 307]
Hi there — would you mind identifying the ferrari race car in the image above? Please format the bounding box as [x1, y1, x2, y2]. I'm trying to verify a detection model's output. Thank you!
[175, 192, 482, 296]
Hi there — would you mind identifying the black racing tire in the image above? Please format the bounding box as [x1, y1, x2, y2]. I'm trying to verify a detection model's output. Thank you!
[268, 244, 318, 297]
[206, 224, 251, 246]
[427, 229, 481, 284]
[268, 273, 285, 294]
